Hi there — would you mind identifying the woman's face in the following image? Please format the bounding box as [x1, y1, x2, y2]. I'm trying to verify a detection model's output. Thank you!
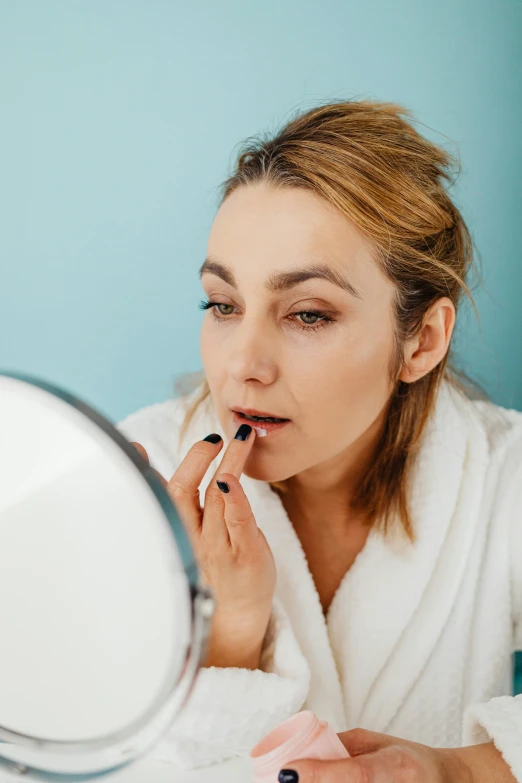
[199, 182, 398, 486]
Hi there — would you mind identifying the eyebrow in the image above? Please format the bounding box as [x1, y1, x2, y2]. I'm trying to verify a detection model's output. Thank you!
[198, 256, 363, 299]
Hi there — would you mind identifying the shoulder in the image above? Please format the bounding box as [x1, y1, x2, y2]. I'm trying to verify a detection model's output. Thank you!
[467, 393, 522, 462]
[453, 388, 522, 498]
[437, 378, 522, 456]
[437, 379, 522, 485]
[115, 383, 218, 478]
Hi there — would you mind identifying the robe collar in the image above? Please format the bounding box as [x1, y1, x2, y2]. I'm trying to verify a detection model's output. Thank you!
[191, 379, 490, 732]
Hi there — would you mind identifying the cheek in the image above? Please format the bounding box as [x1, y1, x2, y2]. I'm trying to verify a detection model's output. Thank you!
[199, 325, 231, 418]
[283, 328, 394, 426]
[287, 324, 392, 385]
[199, 322, 219, 374]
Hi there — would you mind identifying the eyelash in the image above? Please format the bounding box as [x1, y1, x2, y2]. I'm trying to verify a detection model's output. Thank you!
[198, 299, 334, 333]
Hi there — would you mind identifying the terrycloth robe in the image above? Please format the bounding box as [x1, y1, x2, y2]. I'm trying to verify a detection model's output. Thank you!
[116, 378, 522, 778]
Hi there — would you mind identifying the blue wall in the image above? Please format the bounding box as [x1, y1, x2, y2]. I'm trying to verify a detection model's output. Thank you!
[1, 0, 521, 692]
[1, 0, 521, 424]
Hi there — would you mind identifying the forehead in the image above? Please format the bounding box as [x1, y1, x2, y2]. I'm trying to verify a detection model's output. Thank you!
[206, 183, 388, 297]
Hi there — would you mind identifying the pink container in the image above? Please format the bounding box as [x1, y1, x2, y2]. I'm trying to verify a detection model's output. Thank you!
[249, 710, 350, 783]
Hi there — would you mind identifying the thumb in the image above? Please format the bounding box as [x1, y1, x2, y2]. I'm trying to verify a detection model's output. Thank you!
[279, 757, 366, 783]
[130, 441, 149, 463]
[130, 441, 168, 489]
[337, 727, 402, 756]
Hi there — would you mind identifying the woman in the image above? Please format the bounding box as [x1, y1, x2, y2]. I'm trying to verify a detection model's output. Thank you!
[117, 100, 522, 781]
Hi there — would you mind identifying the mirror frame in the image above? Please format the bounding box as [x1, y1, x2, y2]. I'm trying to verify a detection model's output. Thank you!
[0, 371, 215, 780]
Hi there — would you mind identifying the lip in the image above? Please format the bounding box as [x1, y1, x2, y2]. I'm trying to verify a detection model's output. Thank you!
[232, 410, 291, 437]
[231, 406, 289, 419]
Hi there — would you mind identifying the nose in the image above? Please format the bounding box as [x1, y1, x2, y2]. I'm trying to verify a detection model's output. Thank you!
[226, 318, 278, 386]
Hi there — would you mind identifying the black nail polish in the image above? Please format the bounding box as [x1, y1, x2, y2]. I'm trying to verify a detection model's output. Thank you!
[278, 771, 298, 783]
[203, 433, 222, 443]
[234, 423, 252, 441]
[216, 480, 229, 493]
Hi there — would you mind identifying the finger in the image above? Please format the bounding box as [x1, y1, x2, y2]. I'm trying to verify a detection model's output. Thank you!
[281, 757, 369, 783]
[130, 441, 149, 462]
[202, 423, 257, 548]
[212, 472, 260, 551]
[130, 441, 168, 489]
[337, 728, 403, 756]
[166, 435, 225, 544]
[210, 423, 257, 483]
[285, 741, 423, 783]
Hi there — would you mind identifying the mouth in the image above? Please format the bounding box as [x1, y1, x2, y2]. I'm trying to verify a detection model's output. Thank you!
[231, 407, 291, 437]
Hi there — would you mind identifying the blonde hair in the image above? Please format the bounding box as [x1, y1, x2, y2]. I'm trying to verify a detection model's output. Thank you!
[176, 99, 489, 543]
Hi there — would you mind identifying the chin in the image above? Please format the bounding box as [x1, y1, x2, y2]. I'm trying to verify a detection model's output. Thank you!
[242, 455, 294, 485]
[242, 464, 278, 482]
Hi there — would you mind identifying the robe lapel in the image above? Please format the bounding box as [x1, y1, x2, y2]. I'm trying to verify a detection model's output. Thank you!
[187, 401, 347, 729]
[242, 473, 348, 732]
[186, 379, 489, 735]
[326, 380, 490, 730]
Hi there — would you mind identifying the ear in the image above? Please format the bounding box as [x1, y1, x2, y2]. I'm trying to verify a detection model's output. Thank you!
[398, 297, 456, 384]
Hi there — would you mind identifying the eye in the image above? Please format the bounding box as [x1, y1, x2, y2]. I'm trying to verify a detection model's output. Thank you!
[198, 299, 334, 333]
[291, 310, 333, 332]
[198, 300, 233, 315]
[296, 312, 323, 325]
[205, 301, 234, 316]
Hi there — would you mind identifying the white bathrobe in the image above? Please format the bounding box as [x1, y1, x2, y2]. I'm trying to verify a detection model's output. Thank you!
[116, 378, 522, 778]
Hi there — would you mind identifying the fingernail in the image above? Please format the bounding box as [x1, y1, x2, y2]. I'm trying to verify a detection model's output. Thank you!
[203, 433, 222, 443]
[234, 423, 252, 441]
[216, 480, 229, 493]
[278, 772, 298, 783]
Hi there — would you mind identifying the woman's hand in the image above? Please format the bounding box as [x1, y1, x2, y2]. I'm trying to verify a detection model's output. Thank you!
[278, 728, 477, 783]
[130, 424, 277, 669]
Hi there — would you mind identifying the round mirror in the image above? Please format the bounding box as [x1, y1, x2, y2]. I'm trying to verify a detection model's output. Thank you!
[0, 371, 214, 780]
